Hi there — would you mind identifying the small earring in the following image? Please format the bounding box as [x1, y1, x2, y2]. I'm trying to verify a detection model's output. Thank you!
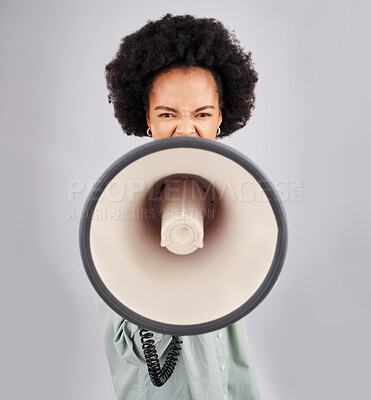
[216, 127, 221, 136]
[146, 127, 152, 137]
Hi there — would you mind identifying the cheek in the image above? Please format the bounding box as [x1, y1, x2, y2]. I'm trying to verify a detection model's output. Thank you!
[148, 113, 168, 137]
[153, 121, 173, 136]
[198, 119, 219, 137]
[199, 130, 217, 140]
[151, 120, 175, 140]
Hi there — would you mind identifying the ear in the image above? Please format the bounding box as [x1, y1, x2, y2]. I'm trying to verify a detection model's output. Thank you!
[218, 108, 223, 127]
[146, 110, 150, 127]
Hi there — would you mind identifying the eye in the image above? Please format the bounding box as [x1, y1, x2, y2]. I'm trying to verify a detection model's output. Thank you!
[197, 113, 212, 117]
[159, 113, 173, 118]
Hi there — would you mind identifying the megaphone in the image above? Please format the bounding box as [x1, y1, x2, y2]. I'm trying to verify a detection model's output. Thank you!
[80, 137, 287, 336]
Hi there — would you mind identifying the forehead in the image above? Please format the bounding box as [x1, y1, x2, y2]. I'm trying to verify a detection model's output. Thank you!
[150, 67, 219, 103]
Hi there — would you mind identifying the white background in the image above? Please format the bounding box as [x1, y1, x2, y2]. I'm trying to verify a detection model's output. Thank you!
[1, 0, 370, 399]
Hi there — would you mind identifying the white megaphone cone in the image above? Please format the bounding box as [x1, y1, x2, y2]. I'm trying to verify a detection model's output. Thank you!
[79, 137, 288, 336]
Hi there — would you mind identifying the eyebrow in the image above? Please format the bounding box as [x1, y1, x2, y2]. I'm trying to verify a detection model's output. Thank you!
[154, 105, 215, 112]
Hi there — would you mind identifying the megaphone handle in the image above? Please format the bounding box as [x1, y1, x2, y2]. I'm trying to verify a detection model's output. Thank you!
[139, 328, 183, 387]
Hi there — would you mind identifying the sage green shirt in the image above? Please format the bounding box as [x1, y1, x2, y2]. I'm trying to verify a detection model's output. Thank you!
[94, 293, 261, 400]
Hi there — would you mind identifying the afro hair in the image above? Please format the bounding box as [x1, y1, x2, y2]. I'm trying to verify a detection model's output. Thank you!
[105, 13, 258, 138]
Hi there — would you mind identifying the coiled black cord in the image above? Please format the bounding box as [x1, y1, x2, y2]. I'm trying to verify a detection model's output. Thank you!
[139, 328, 183, 387]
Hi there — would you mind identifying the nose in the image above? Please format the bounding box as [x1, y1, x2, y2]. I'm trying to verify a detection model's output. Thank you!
[175, 117, 196, 137]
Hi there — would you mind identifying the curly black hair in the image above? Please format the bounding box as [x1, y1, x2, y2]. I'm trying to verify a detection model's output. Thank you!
[105, 14, 258, 138]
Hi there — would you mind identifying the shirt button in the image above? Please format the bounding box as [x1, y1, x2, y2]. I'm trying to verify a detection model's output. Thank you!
[224, 395, 227, 399]
[221, 363, 226, 370]
[217, 331, 223, 339]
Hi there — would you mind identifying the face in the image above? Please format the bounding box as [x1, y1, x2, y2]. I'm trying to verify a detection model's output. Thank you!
[146, 67, 222, 141]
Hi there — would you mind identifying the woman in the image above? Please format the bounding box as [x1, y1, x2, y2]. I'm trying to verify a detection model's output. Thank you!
[95, 13, 260, 400]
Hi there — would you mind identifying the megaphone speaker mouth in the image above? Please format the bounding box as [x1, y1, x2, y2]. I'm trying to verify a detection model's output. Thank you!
[80, 137, 288, 335]
[148, 174, 217, 255]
